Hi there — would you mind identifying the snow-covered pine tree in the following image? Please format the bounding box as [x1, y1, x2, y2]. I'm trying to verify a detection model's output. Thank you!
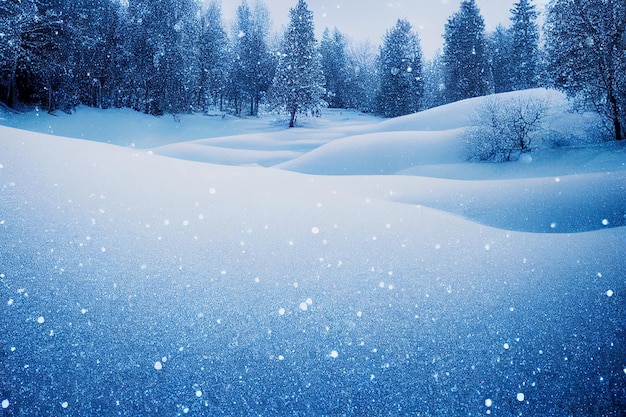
[123, 0, 201, 115]
[246, 2, 276, 116]
[421, 51, 446, 110]
[509, 0, 540, 90]
[198, 0, 229, 112]
[545, 0, 625, 141]
[489, 24, 515, 93]
[229, 0, 275, 116]
[0, 0, 67, 110]
[320, 27, 352, 109]
[442, 0, 492, 103]
[375, 19, 424, 118]
[0, 0, 39, 108]
[271, 0, 325, 127]
[57, 0, 123, 109]
[346, 40, 378, 112]
[228, 1, 254, 115]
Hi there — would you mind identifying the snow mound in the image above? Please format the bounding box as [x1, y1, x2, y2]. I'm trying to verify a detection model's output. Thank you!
[1, 89, 625, 416]
[151, 128, 344, 166]
[276, 129, 467, 174]
[0, 105, 289, 148]
[371, 88, 568, 133]
[387, 172, 626, 233]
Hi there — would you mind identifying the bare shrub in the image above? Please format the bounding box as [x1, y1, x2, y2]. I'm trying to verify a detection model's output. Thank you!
[465, 95, 549, 162]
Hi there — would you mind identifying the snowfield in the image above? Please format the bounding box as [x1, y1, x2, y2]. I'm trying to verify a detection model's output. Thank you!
[1, 89, 625, 416]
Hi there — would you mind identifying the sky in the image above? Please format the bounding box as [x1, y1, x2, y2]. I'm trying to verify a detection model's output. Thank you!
[216, 0, 549, 59]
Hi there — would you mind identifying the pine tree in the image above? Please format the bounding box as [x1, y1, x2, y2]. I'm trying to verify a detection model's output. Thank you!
[421, 51, 447, 110]
[320, 27, 352, 109]
[0, 0, 39, 108]
[246, 2, 276, 116]
[348, 40, 378, 112]
[271, 0, 325, 127]
[375, 19, 424, 117]
[159, 0, 202, 114]
[489, 24, 514, 93]
[545, 0, 626, 141]
[124, 0, 201, 115]
[57, 0, 123, 109]
[198, 1, 228, 112]
[442, 0, 492, 103]
[509, 0, 540, 90]
[229, 1, 275, 116]
[0, 0, 67, 110]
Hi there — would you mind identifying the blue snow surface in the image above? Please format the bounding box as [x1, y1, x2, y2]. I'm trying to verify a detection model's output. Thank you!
[1, 90, 625, 416]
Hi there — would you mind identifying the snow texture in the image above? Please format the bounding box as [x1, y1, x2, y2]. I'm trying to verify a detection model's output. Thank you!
[1, 89, 625, 416]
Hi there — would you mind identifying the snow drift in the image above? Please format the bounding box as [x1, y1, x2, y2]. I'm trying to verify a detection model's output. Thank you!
[1, 89, 625, 416]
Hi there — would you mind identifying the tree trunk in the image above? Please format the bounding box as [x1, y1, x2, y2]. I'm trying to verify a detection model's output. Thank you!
[7, 55, 19, 108]
[289, 108, 297, 128]
[609, 93, 623, 141]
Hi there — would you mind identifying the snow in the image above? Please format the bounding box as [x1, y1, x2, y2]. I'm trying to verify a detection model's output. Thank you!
[1, 89, 625, 416]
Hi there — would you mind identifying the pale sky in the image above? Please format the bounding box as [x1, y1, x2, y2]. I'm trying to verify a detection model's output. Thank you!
[215, 0, 548, 58]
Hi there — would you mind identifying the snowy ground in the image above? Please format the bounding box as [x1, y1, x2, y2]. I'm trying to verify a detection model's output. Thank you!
[1, 89, 625, 416]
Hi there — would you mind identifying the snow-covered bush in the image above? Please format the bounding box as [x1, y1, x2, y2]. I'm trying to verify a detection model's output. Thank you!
[543, 105, 609, 148]
[464, 95, 548, 161]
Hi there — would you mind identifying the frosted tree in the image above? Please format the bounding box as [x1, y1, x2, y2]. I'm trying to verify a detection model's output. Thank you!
[320, 27, 352, 109]
[227, 1, 253, 115]
[1, 0, 127, 111]
[442, 0, 492, 103]
[375, 19, 424, 118]
[271, 0, 325, 127]
[123, 0, 201, 115]
[509, 0, 540, 90]
[198, 0, 228, 112]
[545, 0, 625, 141]
[347, 40, 378, 112]
[57, 0, 123, 109]
[0, 0, 67, 110]
[0, 0, 40, 108]
[228, 1, 275, 116]
[421, 51, 446, 110]
[489, 25, 514, 93]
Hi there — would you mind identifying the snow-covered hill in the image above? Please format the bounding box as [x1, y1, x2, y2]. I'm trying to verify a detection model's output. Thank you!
[1, 89, 625, 416]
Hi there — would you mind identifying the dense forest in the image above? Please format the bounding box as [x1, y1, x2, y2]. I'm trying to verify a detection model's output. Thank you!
[0, 0, 624, 139]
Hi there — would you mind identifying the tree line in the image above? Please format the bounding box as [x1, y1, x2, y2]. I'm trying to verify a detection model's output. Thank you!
[0, 0, 624, 139]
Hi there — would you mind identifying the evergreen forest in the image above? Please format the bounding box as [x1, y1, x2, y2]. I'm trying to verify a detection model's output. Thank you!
[0, 0, 624, 139]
